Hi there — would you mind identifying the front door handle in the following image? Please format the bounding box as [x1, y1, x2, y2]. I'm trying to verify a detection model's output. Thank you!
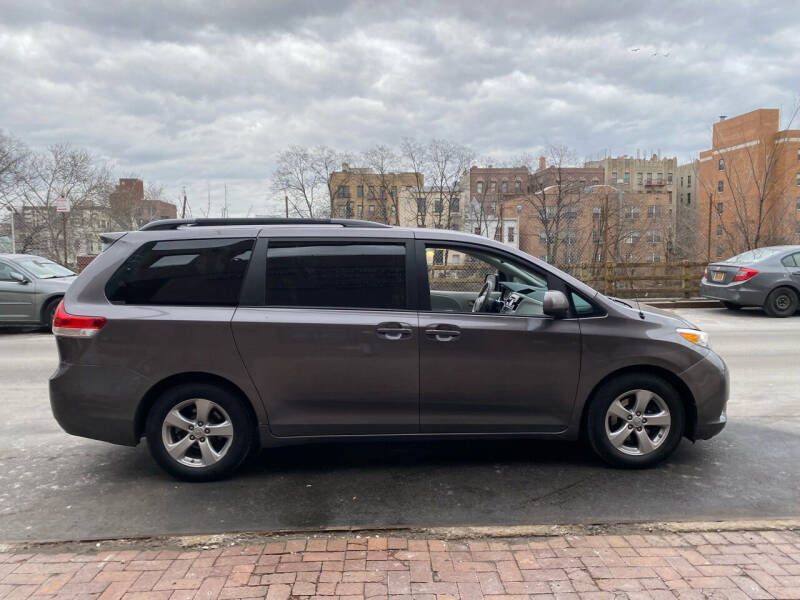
[425, 325, 461, 342]
[376, 322, 413, 340]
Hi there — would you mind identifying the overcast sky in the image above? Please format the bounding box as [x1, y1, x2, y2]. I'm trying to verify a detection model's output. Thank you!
[1, 0, 798, 216]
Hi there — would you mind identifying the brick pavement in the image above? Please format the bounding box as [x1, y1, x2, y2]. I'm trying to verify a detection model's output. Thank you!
[1, 529, 799, 600]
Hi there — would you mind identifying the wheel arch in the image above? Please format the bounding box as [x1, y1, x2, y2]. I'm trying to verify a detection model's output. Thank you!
[39, 294, 63, 324]
[579, 365, 697, 440]
[134, 372, 260, 442]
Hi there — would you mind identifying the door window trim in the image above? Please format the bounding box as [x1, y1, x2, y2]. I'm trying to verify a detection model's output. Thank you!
[242, 237, 418, 311]
[413, 239, 574, 318]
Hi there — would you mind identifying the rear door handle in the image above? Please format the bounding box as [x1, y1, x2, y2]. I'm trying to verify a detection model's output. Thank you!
[376, 322, 413, 340]
[425, 325, 461, 342]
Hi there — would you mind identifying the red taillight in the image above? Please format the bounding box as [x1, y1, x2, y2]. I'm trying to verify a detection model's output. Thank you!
[732, 267, 758, 282]
[52, 300, 106, 337]
[702, 268, 708, 280]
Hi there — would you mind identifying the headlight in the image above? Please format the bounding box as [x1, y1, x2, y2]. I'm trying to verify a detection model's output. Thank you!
[677, 328, 710, 348]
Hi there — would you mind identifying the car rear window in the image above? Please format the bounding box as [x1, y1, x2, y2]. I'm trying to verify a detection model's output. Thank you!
[106, 238, 254, 306]
[266, 242, 406, 310]
[723, 248, 783, 264]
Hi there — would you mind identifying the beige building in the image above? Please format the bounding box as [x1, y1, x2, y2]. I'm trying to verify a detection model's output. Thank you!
[329, 165, 422, 225]
[675, 161, 698, 259]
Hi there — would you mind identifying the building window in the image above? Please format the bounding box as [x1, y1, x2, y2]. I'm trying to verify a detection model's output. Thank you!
[474, 226, 481, 235]
[476, 181, 484, 194]
[624, 206, 640, 219]
[647, 205, 662, 218]
[624, 172, 630, 184]
[391, 186, 397, 200]
[646, 173, 652, 184]
[390, 205, 396, 217]
[416, 198, 426, 215]
[657, 173, 663, 184]
[368, 204, 375, 216]
[434, 199, 443, 213]
[592, 206, 604, 220]
[565, 207, 578, 220]
[612, 171, 618, 182]
[449, 197, 460, 212]
[717, 224, 723, 236]
[490, 201, 497, 212]
[796, 172, 800, 186]
[489, 181, 497, 192]
[538, 232, 548, 245]
[667, 172, 673, 184]
[592, 230, 601, 243]
[514, 180, 521, 192]
[637, 172, 643, 185]
[716, 202, 724, 214]
[680, 176, 684, 187]
[717, 180, 724, 192]
[501, 181, 508, 193]
[646, 230, 661, 243]
[336, 185, 350, 198]
[796, 196, 800, 210]
[358, 205, 363, 217]
[368, 185, 375, 198]
[624, 231, 640, 244]
[564, 232, 577, 246]
[718, 158, 725, 171]
[687, 192, 691, 204]
[507, 227, 515, 242]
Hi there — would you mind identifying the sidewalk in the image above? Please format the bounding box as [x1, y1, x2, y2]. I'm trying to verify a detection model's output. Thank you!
[1, 527, 799, 600]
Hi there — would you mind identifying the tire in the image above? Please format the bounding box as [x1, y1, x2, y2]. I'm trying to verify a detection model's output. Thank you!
[721, 301, 741, 311]
[145, 383, 254, 481]
[42, 297, 61, 331]
[586, 373, 685, 469]
[763, 287, 798, 318]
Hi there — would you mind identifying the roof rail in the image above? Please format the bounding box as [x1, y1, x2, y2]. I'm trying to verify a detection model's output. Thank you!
[139, 218, 391, 231]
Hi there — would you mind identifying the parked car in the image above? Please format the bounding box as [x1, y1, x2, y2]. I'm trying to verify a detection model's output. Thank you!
[0, 253, 76, 329]
[49, 218, 728, 480]
[700, 246, 800, 317]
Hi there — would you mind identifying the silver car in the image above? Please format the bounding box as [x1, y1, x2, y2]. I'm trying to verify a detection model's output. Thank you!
[0, 254, 76, 328]
[700, 246, 800, 317]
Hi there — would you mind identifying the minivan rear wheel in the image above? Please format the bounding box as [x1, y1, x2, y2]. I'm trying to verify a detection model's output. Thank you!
[586, 374, 685, 468]
[145, 383, 254, 481]
[763, 287, 798, 318]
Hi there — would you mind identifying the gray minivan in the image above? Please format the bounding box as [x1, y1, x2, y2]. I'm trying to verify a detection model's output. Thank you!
[49, 218, 728, 481]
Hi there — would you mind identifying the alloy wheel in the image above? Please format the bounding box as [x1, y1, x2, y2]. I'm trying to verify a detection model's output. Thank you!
[161, 398, 234, 468]
[775, 294, 791, 311]
[604, 389, 671, 456]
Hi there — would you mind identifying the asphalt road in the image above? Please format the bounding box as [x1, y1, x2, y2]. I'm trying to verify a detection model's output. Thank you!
[1, 307, 798, 543]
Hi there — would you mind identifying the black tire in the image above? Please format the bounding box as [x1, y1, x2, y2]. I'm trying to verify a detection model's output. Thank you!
[145, 383, 254, 481]
[721, 301, 741, 311]
[41, 297, 61, 332]
[586, 373, 685, 469]
[763, 287, 798, 318]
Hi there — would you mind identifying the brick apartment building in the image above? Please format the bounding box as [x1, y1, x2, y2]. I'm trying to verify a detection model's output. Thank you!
[675, 160, 699, 259]
[698, 108, 800, 261]
[108, 178, 177, 230]
[329, 165, 422, 225]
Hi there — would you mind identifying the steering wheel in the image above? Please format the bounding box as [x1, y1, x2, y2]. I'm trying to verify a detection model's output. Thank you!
[472, 273, 498, 313]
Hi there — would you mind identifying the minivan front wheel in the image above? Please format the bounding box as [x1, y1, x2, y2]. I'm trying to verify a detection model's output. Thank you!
[145, 383, 254, 481]
[587, 374, 685, 468]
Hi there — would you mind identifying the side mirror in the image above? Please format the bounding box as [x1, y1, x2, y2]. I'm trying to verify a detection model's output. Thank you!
[543, 290, 569, 318]
[10, 272, 29, 285]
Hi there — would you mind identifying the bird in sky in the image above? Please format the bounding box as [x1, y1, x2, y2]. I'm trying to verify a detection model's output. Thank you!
[630, 47, 640, 52]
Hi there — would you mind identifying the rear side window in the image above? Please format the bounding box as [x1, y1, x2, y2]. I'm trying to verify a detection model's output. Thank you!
[106, 238, 254, 306]
[266, 242, 406, 309]
[781, 252, 800, 267]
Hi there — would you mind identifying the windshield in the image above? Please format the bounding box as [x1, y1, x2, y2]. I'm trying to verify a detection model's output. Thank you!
[15, 258, 76, 279]
[723, 248, 783, 264]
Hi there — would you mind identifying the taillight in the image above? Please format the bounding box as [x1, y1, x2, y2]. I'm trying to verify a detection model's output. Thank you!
[732, 267, 758, 282]
[702, 268, 708, 280]
[52, 300, 106, 338]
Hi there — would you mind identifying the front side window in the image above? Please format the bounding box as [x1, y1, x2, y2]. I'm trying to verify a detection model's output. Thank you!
[0, 261, 22, 281]
[106, 238, 253, 306]
[424, 244, 550, 316]
[265, 242, 406, 310]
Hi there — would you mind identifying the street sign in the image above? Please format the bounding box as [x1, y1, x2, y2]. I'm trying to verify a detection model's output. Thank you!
[55, 196, 70, 212]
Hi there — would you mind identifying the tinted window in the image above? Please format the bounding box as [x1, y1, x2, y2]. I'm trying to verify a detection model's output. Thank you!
[106, 238, 254, 306]
[266, 242, 406, 309]
[571, 292, 597, 316]
[0, 261, 20, 281]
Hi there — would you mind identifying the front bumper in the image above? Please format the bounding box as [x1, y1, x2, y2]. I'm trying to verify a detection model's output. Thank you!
[49, 362, 151, 446]
[679, 350, 729, 440]
[700, 279, 765, 306]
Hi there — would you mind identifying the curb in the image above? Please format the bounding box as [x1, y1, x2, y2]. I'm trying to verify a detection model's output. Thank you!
[643, 299, 722, 309]
[2, 518, 798, 554]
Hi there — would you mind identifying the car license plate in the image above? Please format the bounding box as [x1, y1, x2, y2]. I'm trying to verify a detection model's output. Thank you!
[712, 271, 725, 281]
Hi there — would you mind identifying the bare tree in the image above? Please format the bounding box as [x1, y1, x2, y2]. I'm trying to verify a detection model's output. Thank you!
[0, 131, 28, 209]
[271, 145, 326, 218]
[399, 138, 429, 226]
[16, 144, 111, 265]
[427, 139, 473, 231]
[361, 144, 401, 225]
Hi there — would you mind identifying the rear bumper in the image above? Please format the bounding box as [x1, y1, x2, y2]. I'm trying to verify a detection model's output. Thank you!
[700, 280, 765, 306]
[49, 362, 151, 446]
[680, 350, 729, 440]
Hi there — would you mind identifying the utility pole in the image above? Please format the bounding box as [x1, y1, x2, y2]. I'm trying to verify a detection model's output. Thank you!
[707, 192, 712, 262]
[602, 190, 610, 295]
[284, 193, 289, 218]
[181, 186, 188, 218]
[6, 206, 15, 254]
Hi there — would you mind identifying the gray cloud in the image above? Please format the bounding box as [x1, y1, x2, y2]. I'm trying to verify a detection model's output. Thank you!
[1, 0, 798, 215]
